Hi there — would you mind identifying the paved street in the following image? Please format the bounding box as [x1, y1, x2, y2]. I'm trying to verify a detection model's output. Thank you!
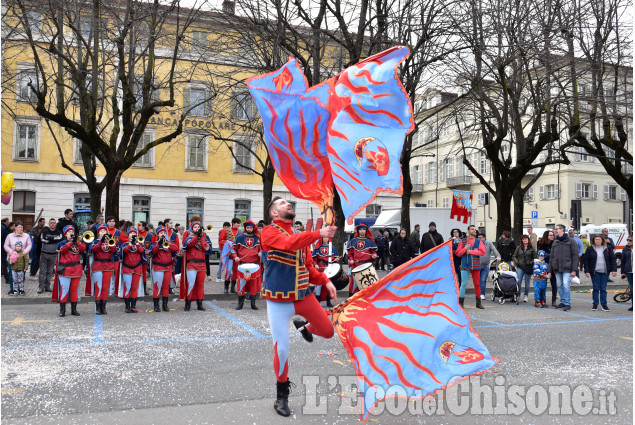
[1, 268, 632, 425]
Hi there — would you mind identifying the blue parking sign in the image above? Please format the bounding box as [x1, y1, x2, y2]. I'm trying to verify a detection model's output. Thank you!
[531, 211, 538, 219]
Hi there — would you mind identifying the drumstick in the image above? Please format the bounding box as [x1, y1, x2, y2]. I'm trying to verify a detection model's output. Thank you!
[328, 241, 333, 264]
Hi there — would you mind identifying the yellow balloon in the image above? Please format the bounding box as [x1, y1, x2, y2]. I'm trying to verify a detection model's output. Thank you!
[1, 172, 15, 196]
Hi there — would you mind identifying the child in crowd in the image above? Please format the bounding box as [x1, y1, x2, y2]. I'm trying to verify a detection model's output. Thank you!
[10, 241, 29, 295]
[533, 250, 549, 308]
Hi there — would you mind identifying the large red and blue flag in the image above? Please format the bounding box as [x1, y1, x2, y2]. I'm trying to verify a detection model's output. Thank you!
[330, 241, 499, 421]
[246, 47, 414, 224]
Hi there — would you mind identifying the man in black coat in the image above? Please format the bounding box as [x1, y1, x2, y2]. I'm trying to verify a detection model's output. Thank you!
[56, 209, 79, 235]
[390, 229, 416, 268]
[420, 222, 444, 253]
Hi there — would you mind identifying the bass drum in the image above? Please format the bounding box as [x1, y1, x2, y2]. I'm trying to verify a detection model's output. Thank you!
[324, 263, 349, 290]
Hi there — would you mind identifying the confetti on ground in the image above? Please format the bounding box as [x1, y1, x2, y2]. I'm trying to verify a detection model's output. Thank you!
[317, 350, 336, 357]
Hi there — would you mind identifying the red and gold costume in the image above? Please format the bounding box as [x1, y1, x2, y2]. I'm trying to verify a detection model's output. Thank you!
[346, 224, 377, 295]
[180, 222, 210, 311]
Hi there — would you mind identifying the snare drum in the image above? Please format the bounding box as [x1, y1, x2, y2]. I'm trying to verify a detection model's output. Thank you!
[237, 263, 261, 281]
[351, 262, 379, 290]
[324, 263, 349, 290]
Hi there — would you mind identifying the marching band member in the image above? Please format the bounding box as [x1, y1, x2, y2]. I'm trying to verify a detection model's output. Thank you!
[260, 198, 337, 417]
[346, 224, 378, 296]
[312, 236, 339, 307]
[180, 221, 210, 311]
[105, 216, 125, 294]
[221, 232, 235, 293]
[150, 226, 178, 312]
[90, 224, 117, 315]
[231, 220, 261, 310]
[228, 218, 242, 294]
[137, 221, 155, 292]
[120, 227, 145, 313]
[52, 226, 86, 317]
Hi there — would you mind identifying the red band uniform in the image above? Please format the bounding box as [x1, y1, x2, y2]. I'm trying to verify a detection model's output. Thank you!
[346, 224, 377, 295]
[52, 225, 86, 317]
[89, 224, 118, 315]
[180, 221, 210, 311]
[120, 227, 145, 313]
[231, 220, 262, 310]
[150, 226, 178, 312]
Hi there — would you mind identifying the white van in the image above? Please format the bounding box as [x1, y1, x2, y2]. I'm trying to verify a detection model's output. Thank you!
[580, 223, 629, 265]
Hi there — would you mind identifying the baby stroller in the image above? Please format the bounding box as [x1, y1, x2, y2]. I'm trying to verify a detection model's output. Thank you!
[491, 262, 519, 304]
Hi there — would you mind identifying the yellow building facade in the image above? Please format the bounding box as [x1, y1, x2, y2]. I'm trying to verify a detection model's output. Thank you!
[1, 4, 400, 234]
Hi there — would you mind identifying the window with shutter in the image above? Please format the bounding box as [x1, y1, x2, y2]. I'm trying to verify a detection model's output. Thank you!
[603, 184, 609, 200]
[187, 134, 207, 171]
[134, 132, 153, 167]
[592, 184, 598, 199]
[233, 138, 253, 173]
[442, 197, 449, 208]
[424, 163, 430, 184]
[575, 182, 582, 199]
[539, 185, 544, 200]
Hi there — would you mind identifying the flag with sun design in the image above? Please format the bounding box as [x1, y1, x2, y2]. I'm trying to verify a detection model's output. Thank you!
[246, 46, 414, 225]
[330, 241, 499, 421]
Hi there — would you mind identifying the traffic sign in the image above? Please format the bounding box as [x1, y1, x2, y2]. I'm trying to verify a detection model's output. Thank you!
[531, 211, 538, 219]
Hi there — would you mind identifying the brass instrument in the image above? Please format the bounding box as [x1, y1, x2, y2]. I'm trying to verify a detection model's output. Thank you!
[206, 225, 213, 231]
[162, 237, 170, 249]
[138, 235, 145, 244]
[107, 236, 116, 247]
[82, 230, 95, 244]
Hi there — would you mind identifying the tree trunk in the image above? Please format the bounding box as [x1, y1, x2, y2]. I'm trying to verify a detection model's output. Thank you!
[400, 137, 413, 234]
[332, 190, 347, 264]
[512, 188, 525, 244]
[262, 161, 275, 223]
[89, 185, 104, 221]
[104, 169, 124, 221]
[494, 191, 513, 241]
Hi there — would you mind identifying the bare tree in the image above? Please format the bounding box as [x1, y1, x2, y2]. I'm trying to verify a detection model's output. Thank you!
[558, 0, 633, 231]
[4, 0, 215, 219]
[441, 0, 572, 241]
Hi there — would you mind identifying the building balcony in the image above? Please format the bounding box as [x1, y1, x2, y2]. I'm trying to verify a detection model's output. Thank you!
[446, 176, 472, 189]
[412, 183, 423, 193]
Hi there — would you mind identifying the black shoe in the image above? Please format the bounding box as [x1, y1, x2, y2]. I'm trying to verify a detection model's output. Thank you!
[45, 287, 52, 292]
[8, 290, 16, 295]
[459, 297, 464, 307]
[169, 288, 174, 294]
[184, 300, 191, 311]
[250, 296, 258, 310]
[475, 298, 484, 309]
[70, 302, 80, 316]
[591, 304, 598, 311]
[552, 297, 558, 307]
[19, 290, 25, 296]
[563, 305, 571, 311]
[95, 301, 102, 315]
[130, 298, 138, 313]
[124, 298, 131, 313]
[230, 281, 237, 294]
[274, 380, 292, 417]
[293, 319, 313, 342]
[326, 297, 334, 308]
[101, 300, 108, 315]
[37, 288, 44, 294]
[224, 281, 230, 294]
[154, 298, 161, 312]
[197, 299, 206, 311]
[59, 302, 66, 317]
[162, 297, 169, 312]
[236, 296, 245, 310]
[601, 305, 610, 312]
[628, 307, 633, 311]
[556, 303, 565, 309]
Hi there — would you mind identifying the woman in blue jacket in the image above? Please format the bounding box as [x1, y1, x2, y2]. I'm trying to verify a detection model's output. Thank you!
[584, 235, 617, 312]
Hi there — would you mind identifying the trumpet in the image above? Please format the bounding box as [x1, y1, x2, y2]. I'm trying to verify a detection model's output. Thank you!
[82, 230, 95, 244]
[107, 236, 116, 247]
[162, 237, 170, 249]
[138, 235, 145, 244]
[206, 224, 213, 231]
